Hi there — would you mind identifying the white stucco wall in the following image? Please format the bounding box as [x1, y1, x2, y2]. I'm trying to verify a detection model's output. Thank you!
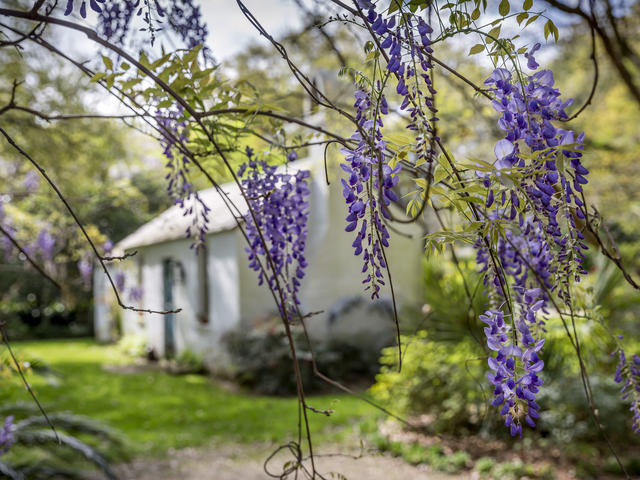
[233, 159, 425, 351]
[105, 154, 427, 368]
[204, 230, 240, 367]
[92, 265, 112, 342]
[298, 162, 424, 345]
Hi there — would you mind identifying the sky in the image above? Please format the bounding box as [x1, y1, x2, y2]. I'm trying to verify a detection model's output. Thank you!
[199, 0, 305, 60]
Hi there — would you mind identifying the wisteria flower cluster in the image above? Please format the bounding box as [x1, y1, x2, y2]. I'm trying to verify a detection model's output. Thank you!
[1, 199, 58, 266]
[63, 0, 105, 18]
[157, 108, 210, 249]
[481, 295, 545, 437]
[484, 54, 589, 289]
[0, 416, 14, 456]
[476, 217, 553, 311]
[614, 349, 640, 434]
[359, 0, 438, 164]
[474, 45, 590, 435]
[63, 0, 208, 48]
[341, 89, 399, 299]
[239, 148, 310, 314]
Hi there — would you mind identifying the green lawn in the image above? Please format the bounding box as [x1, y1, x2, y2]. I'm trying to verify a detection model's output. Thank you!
[2, 339, 380, 456]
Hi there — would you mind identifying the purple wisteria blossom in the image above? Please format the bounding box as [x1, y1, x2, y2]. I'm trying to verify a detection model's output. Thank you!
[103, 240, 114, 254]
[481, 289, 545, 436]
[157, 107, 210, 250]
[341, 89, 399, 299]
[115, 271, 126, 291]
[96, 0, 208, 48]
[484, 66, 589, 288]
[37, 229, 56, 262]
[475, 48, 590, 434]
[360, 1, 439, 164]
[129, 285, 144, 303]
[23, 170, 40, 192]
[63, 0, 105, 18]
[0, 416, 14, 456]
[78, 258, 93, 287]
[615, 349, 640, 434]
[239, 148, 310, 314]
[477, 217, 554, 310]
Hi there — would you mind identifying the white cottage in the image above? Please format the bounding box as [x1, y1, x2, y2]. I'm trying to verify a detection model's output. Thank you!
[94, 149, 425, 370]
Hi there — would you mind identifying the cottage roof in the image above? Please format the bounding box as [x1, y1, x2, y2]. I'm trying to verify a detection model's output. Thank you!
[116, 156, 318, 251]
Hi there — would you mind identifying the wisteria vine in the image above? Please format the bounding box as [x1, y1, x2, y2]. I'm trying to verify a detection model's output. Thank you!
[239, 148, 311, 315]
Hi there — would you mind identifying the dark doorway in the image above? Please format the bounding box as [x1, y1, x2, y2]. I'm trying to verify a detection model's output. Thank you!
[162, 258, 176, 358]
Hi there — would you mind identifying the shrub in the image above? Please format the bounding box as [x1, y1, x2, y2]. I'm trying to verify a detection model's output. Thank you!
[370, 331, 488, 434]
[225, 321, 384, 395]
[116, 333, 148, 358]
[170, 348, 206, 375]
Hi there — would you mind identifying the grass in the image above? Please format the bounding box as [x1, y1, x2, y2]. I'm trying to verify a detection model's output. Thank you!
[2, 338, 381, 457]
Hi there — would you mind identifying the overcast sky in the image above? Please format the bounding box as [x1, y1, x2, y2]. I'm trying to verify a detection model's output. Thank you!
[200, 0, 305, 61]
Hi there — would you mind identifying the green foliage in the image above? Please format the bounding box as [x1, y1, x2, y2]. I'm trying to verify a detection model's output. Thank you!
[406, 257, 487, 342]
[0, 46, 172, 338]
[370, 435, 472, 474]
[0, 403, 125, 480]
[171, 348, 206, 375]
[116, 334, 148, 358]
[371, 332, 487, 434]
[488, 459, 552, 480]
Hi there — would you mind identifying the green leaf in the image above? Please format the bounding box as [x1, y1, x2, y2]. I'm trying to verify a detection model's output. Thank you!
[499, 0, 510, 16]
[434, 165, 449, 184]
[156, 99, 174, 108]
[525, 14, 539, 27]
[101, 55, 113, 71]
[487, 25, 501, 41]
[469, 44, 485, 55]
[89, 72, 106, 83]
[516, 12, 528, 24]
[151, 53, 172, 70]
[523, 0, 533, 10]
[138, 51, 151, 70]
[471, 8, 481, 20]
[119, 78, 142, 90]
[183, 44, 203, 64]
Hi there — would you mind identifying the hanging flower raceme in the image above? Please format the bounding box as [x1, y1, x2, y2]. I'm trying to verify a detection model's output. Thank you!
[63, 0, 105, 18]
[484, 57, 589, 290]
[0, 416, 14, 456]
[239, 148, 310, 314]
[614, 348, 640, 434]
[481, 289, 545, 436]
[157, 107, 210, 249]
[476, 217, 554, 311]
[94, 0, 208, 47]
[359, 1, 439, 164]
[475, 46, 589, 436]
[341, 89, 399, 299]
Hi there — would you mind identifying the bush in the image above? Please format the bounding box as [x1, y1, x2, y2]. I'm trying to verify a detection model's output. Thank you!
[370, 331, 488, 434]
[225, 320, 383, 395]
[170, 348, 206, 375]
[116, 333, 148, 358]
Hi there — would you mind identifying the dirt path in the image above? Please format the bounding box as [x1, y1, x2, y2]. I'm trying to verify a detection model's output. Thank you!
[117, 443, 473, 480]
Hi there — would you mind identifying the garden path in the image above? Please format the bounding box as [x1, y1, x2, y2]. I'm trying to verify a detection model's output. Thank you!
[117, 443, 472, 480]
